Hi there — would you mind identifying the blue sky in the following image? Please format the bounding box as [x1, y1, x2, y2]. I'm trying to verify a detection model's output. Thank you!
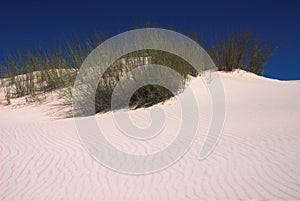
[0, 0, 299, 80]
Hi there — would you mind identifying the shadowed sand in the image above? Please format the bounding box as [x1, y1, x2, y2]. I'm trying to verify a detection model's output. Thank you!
[1, 70, 299, 200]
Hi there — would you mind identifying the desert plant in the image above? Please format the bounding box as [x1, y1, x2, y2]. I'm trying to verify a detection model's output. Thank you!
[249, 39, 276, 75]
[0, 27, 277, 115]
[90, 49, 194, 114]
[208, 31, 276, 74]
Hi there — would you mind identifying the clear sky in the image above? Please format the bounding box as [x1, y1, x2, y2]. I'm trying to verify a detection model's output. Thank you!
[0, 0, 299, 80]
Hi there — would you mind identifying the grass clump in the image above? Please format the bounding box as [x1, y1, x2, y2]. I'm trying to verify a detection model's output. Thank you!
[0, 28, 276, 114]
[207, 31, 277, 75]
[76, 49, 195, 114]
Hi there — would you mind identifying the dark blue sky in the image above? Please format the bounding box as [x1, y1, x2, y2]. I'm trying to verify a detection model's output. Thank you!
[0, 0, 299, 80]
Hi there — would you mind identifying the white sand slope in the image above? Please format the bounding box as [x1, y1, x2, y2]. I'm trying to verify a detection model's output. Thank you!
[1, 71, 300, 200]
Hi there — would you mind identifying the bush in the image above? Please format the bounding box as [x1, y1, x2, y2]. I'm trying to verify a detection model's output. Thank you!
[208, 31, 277, 75]
[82, 49, 195, 114]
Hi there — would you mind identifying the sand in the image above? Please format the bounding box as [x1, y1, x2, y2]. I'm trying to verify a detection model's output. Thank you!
[1, 70, 299, 200]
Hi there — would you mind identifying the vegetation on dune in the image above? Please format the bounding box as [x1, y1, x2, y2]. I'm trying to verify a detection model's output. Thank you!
[207, 31, 277, 74]
[0, 28, 276, 115]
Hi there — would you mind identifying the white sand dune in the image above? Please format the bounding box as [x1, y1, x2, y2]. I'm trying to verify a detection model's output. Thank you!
[1, 70, 299, 200]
